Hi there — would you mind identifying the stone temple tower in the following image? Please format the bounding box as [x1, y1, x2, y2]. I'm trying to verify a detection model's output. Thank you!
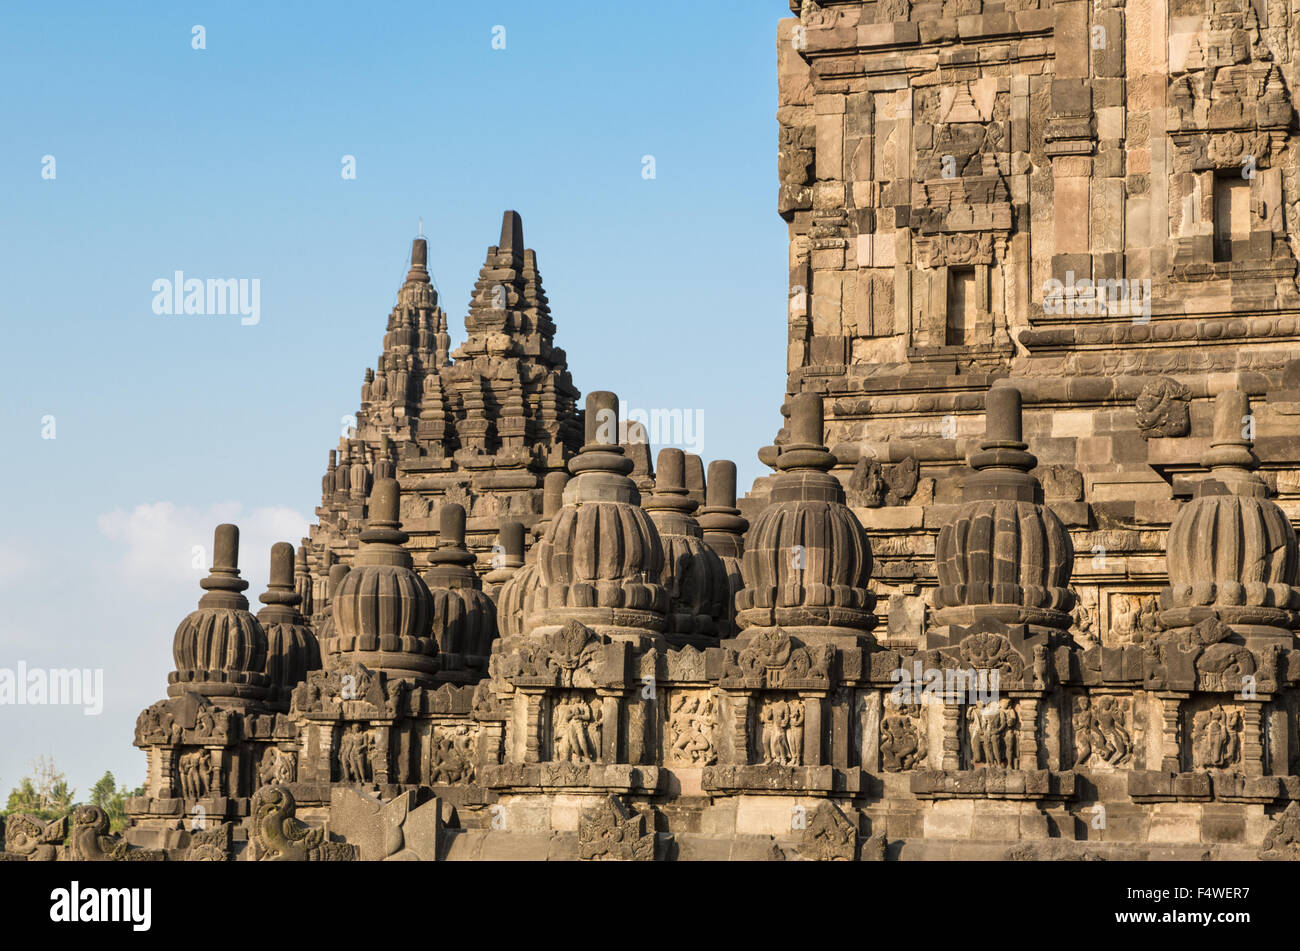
[304, 212, 583, 623]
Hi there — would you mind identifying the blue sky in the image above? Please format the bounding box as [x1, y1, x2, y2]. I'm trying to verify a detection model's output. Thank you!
[0, 1, 792, 795]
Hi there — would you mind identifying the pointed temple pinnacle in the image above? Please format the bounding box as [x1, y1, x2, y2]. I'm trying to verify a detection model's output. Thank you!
[406, 236, 430, 284]
[500, 210, 524, 254]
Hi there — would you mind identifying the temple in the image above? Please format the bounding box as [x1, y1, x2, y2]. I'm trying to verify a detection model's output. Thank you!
[10, 0, 1300, 861]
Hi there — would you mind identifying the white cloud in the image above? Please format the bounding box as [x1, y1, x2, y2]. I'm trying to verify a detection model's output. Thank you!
[0, 544, 28, 587]
[96, 501, 310, 595]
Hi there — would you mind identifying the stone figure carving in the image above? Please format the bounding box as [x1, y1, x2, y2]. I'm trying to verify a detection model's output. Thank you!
[880, 703, 927, 771]
[178, 749, 216, 799]
[576, 796, 655, 861]
[3, 814, 67, 861]
[1135, 377, 1192, 439]
[69, 805, 163, 861]
[339, 725, 375, 783]
[430, 725, 477, 784]
[1192, 707, 1242, 770]
[135, 700, 181, 745]
[848, 457, 887, 507]
[553, 696, 603, 763]
[258, 747, 297, 786]
[800, 802, 858, 861]
[183, 823, 233, 862]
[1261, 802, 1300, 860]
[758, 698, 805, 766]
[668, 692, 717, 766]
[249, 784, 357, 861]
[1074, 695, 1132, 767]
[968, 700, 1018, 768]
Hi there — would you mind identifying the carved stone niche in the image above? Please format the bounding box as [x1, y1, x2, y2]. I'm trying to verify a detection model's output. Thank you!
[1071, 692, 1136, 770]
[1187, 700, 1245, 773]
[665, 689, 718, 767]
[550, 691, 605, 765]
[429, 722, 478, 785]
[965, 698, 1020, 769]
[1103, 591, 1161, 647]
[879, 699, 928, 772]
[751, 694, 808, 767]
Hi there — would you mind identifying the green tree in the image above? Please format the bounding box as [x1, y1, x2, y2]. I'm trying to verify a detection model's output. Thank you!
[3, 756, 74, 819]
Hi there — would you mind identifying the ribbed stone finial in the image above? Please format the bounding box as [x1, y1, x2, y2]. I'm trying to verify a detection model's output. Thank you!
[967, 385, 1038, 488]
[261, 542, 298, 602]
[327, 563, 350, 597]
[364, 478, 403, 539]
[500, 520, 525, 565]
[213, 524, 240, 574]
[201, 524, 248, 597]
[984, 386, 1023, 446]
[170, 522, 269, 700]
[428, 503, 475, 570]
[1204, 389, 1257, 476]
[439, 501, 467, 546]
[543, 471, 569, 517]
[736, 390, 877, 643]
[776, 393, 836, 472]
[788, 392, 824, 447]
[585, 391, 620, 447]
[657, 448, 687, 493]
[685, 454, 706, 505]
[257, 542, 319, 704]
[707, 460, 737, 508]
[329, 478, 437, 681]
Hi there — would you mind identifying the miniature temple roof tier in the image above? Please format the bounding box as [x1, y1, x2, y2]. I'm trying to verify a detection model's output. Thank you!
[643, 448, 730, 647]
[1161, 389, 1300, 650]
[422, 502, 498, 682]
[257, 542, 322, 708]
[324, 478, 440, 683]
[735, 392, 877, 646]
[304, 211, 583, 598]
[698, 459, 749, 639]
[932, 385, 1075, 643]
[169, 523, 271, 704]
[526, 391, 668, 644]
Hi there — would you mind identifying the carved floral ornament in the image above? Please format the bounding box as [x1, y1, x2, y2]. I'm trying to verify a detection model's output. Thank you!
[720, 628, 832, 690]
[497, 619, 619, 689]
[919, 231, 996, 269]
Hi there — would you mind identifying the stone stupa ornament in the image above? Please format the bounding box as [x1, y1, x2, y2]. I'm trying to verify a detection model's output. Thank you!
[931, 385, 1074, 645]
[313, 562, 350, 647]
[169, 524, 270, 704]
[1161, 389, 1300, 650]
[497, 472, 568, 641]
[257, 542, 322, 709]
[422, 502, 498, 682]
[525, 391, 668, 644]
[735, 392, 877, 646]
[325, 478, 440, 683]
[643, 448, 730, 648]
[698, 459, 749, 639]
[484, 519, 525, 601]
